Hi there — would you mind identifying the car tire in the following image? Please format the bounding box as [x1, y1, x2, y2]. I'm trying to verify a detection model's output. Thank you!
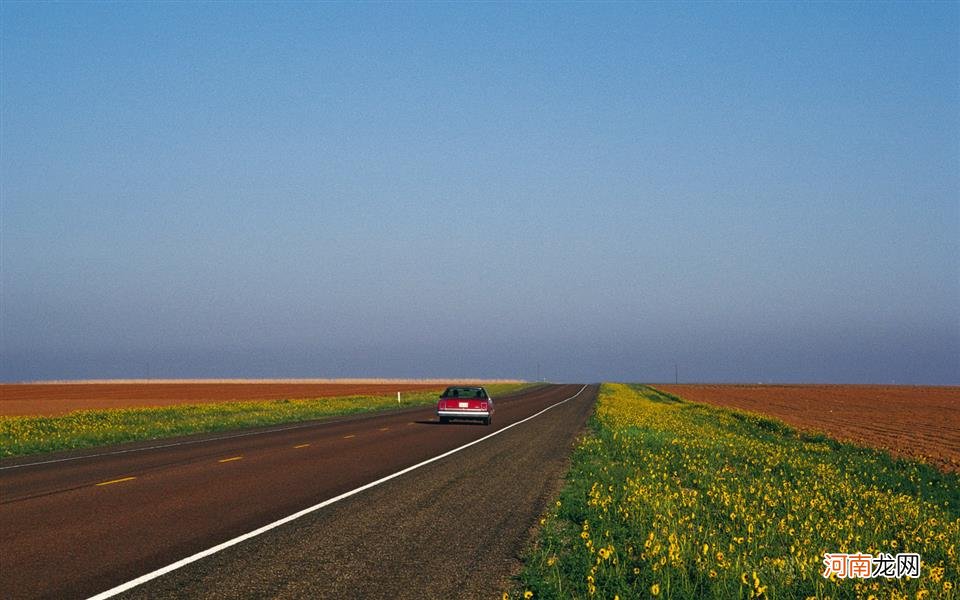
[483, 417, 491, 426]
[439, 416, 449, 424]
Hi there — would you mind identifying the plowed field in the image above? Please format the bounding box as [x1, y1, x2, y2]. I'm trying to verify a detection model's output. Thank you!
[656, 384, 959, 472]
[0, 382, 450, 416]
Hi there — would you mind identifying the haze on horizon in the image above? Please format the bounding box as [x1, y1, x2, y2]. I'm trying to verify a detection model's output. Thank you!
[2, 3, 958, 385]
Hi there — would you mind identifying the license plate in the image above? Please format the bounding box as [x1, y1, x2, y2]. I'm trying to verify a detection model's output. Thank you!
[458, 402, 468, 408]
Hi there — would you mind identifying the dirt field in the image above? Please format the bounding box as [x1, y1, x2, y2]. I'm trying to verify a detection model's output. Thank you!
[655, 385, 960, 473]
[0, 381, 457, 416]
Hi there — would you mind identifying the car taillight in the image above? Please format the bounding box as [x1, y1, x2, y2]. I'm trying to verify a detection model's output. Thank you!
[481, 402, 488, 410]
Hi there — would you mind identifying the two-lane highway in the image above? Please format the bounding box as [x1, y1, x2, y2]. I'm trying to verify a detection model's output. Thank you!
[1, 384, 597, 599]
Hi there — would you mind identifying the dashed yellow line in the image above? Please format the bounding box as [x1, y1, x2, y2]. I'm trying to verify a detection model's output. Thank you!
[96, 476, 136, 487]
[343, 434, 356, 439]
[218, 456, 243, 463]
[294, 443, 310, 449]
[379, 427, 390, 432]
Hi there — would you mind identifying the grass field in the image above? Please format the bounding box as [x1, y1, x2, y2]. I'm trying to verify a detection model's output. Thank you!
[0, 383, 533, 458]
[512, 384, 959, 600]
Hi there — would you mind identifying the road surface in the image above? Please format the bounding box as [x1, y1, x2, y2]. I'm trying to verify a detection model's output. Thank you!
[1, 383, 597, 599]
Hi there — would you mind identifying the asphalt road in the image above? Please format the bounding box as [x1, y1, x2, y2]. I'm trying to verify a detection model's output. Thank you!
[1, 384, 597, 599]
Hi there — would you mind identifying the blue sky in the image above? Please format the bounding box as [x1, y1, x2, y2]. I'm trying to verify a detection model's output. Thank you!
[2, 2, 957, 383]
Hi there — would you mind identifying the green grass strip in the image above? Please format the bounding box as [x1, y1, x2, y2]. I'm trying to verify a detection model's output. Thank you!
[512, 383, 959, 600]
[0, 383, 534, 458]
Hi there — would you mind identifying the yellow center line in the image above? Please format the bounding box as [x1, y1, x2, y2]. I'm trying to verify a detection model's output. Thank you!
[379, 427, 390, 431]
[294, 444, 310, 449]
[96, 476, 136, 487]
[343, 434, 356, 439]
[218, 456, 243, 463]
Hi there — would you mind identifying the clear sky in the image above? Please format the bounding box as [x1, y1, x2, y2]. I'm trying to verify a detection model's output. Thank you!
[2, 2, 957, 384]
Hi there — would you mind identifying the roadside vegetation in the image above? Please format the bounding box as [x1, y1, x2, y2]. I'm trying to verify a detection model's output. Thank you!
[512, 384, 958, 599]
[0, 383, 534, 458]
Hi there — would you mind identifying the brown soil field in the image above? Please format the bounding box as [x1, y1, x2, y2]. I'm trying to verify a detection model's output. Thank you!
[0, 381, 461, 417]
[656, 385, 960, 473]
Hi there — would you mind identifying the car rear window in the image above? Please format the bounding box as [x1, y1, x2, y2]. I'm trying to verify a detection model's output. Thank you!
[442, 387, 486, 398]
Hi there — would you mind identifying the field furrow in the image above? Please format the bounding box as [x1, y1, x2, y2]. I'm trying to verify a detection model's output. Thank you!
[656, 385, 960, 472]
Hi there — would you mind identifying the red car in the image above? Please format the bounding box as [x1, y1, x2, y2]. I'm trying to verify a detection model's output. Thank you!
[437, 386, 494, 425]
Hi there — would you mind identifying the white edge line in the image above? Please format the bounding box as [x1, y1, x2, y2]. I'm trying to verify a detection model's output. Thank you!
[86, 384, 588, 600]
